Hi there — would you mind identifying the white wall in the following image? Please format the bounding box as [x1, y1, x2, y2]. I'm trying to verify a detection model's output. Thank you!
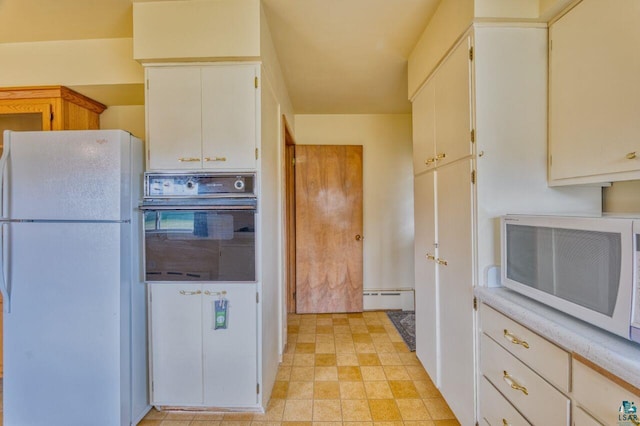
[294, 114, 415, 293]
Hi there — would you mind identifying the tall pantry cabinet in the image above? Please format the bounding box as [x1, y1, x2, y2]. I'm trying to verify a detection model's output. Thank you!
[412, 24, 601, 426]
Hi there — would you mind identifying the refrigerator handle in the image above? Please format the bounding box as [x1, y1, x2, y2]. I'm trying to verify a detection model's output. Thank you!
[0, 223, 9, 313]
[0, 132, 10, 220]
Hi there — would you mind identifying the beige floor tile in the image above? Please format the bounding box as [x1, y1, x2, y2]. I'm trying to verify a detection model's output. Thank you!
[433, 419, 461, 426]
[293, 354, 316, 366]
[340, 381, 367, 399]
[316, 325, 334, 334]
[291, 366, 315, 381]
[406, 366, 431, 381]
[250, 422, 281, 426]
[299, 326, 317, 334]
[388, 380, 420, 399]
[414, 380, 441, 399]
[337, 353, 360, 366]
[370, 333, 391, 343]
[282, 353, 295, 366]
[368, 399, 402, 421]
[253, 398, 286, 421]
[373, 342, 397, 353]
[316, 318, 333, 326]
[341, 399, 373, 421]
[371, 422, 404, 426]
[288, 381, 315, 399]
[222, 413, 254, 421]
[296, 343, 317, 354]
[354, 342, 377, 353]
[333, 318, 350, 325]
[316, 334, 336, 344]
[392, 342, 410, 353]
[342, 422, 374, 426]
[338, 366, 363, 381]
[314, 366, 338, 381]
[356, 353, 381, 366]
[143, 408, 167, 420]
[350, 324, 371, 334]
[403, 422, 436, 426]
[165, 412, 196, 420]
[335, 342, 356, 354]
[312, 399, 342, 421]
[193, 412, 224, 420]
[282, 422, 312, 426]
[361, 366, 387, 381]
[396, 399, 430, 421]
[289, 324, 300, 333]
[334, 333, 354, 343]
[314, 381, 341, 399]
[277, 366, 293, 381]
[159, 421, 191, 426]
[315, 342, 337, 354]
[398, 353, 421, 366]
[137, 420, 162, 426]
[315, 354, 337, 366]
[334, 324, 353, 334]
[377, 353, 402, 366]
[423, 398, 456, 420]
[297, 333, 317, 343]
[364, 381, 394, 399]
[283, 400, 314, 421]
[272, 381, 290, 398]
[383, 366, 410, 381]
[352, 333, 373, 343]
[367, 325, 387, 333]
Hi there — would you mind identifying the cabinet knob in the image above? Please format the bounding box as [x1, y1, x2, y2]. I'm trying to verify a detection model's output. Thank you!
[503, 329, 530, 349]
[178, 157, 200, 162]
[205, 157, 227, 162]
[626, 152, 637, 160]
[355, 234, 363, 241]
[425, 157, 436, 165]
[436, 153, 446, 160]
[426, 253, 436, 261]
[502, 371, 528, 396]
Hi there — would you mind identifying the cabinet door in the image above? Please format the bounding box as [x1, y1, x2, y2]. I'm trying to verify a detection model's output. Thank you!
[412, 82, 436, 174]
[202, 65, 258, 170]
[413, 171, 438, 382]
[549, 0, 640, 182]
[436, 159, 475, 426]
[147, 67, 202, 170]
[434, 37, 473, 167]
[150, 284, 203, 405]
[202, 284, 258, 407]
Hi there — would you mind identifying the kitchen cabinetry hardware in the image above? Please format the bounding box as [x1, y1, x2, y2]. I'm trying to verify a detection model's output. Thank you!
[436, 153, 447, 160]
[178, 157, 200, 162]
[626, 152, 637, 160]
[502, 371, 528, 395]
[355, 234, 363, 241]
[204, 290, 227, 297]
[426, 253, 436, 261]
[502, 419, 509, 426]
[204, 157, 227, 162]
[425, 157, 436, 165]
[436, 258, 448, 266]
[503, 329, 530, 349]
[179, 290, 202, 295]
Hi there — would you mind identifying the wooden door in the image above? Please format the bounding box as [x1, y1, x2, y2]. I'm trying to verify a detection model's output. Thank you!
[295, 145, 363, 313]
[436, 159, 475, 426]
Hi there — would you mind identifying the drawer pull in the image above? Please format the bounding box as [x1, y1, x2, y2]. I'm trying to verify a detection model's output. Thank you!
[178, 157, 200, 162]
[502, 420, 510, 426]
[426, 253, 436, 261]
[205, 156, 227, 162]
[626, 151, 637, 160]
[436, 153, 446, 160]
[436, 258, 448, 266]
[179, 290, 202, 296]
[503, 329, 530, 349]
[503, 371, 528, 396]
[425, 157, 436, 165]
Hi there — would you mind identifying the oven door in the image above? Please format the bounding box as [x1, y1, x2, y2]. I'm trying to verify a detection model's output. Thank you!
[143, 209, 256, 282]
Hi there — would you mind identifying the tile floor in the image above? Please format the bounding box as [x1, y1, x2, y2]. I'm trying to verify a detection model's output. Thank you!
[140, 311, 460, 426]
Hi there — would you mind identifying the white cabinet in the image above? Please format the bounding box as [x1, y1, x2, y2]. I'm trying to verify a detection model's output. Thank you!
[146, 63, 258, 171]
[573, 357, 640, 425]
[149, 283, 258, 408]
[479, 305, 570, 425]
[412, 24, 601, 426]
[549, 0, 640, 185]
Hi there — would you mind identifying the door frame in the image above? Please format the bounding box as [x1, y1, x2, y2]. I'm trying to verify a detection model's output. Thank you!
[282, 116, 296, 313]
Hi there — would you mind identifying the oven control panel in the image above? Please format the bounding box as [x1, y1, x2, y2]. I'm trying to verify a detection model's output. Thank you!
[144, 173, 255, 197]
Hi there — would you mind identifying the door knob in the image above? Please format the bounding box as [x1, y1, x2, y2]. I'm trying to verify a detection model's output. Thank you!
[355, 234, 363, 241]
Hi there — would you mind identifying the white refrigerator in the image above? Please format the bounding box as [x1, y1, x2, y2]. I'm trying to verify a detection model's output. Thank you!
[1, 130, 149, 426]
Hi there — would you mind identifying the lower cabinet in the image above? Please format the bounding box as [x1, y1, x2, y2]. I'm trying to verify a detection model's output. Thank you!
[149, 283, 258, 408]
[479, 304, 570, 425]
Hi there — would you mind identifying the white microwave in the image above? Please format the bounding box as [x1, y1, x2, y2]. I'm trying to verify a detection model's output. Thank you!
[501, 214, 640, 343]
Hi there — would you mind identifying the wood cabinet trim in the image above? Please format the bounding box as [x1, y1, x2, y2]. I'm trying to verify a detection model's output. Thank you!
[573, 352, 640, 397]
[0, 86, 106, 114]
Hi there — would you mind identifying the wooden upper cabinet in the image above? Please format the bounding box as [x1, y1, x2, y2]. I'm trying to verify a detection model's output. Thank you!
[0, 86, 106, 131]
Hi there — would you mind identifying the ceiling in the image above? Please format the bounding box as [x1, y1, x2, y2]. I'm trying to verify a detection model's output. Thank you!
[0, 0, 439, 113]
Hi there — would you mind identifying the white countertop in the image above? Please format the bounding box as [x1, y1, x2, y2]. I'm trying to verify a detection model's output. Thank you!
[475, 286, 640, 389]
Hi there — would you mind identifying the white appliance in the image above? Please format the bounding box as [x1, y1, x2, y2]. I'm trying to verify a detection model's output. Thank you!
[501, 214, 640, 343]
[0, 130, 149, 426]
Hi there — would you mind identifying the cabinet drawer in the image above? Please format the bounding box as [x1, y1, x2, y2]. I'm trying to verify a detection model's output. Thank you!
[480, 334, 570, 426]
[573, 358, 640, 425]
[480, 376, 530, 426]
[480, 304, 570, 392]
[574, 406, 603, 426]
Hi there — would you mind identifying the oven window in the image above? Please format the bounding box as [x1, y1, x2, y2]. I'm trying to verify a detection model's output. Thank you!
[144, 210, 256, 282]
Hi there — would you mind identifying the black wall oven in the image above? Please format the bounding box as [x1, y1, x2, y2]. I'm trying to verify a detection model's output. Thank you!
[140, 173, 256, 282]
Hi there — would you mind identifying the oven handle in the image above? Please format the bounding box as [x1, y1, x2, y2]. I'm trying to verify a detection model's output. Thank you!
[139, 205, 257, 211]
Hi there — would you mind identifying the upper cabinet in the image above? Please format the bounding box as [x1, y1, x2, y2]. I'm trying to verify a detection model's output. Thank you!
[549, 0, 640, 185]
[412, 40, 472, 175]
[146, 63, 259, 171]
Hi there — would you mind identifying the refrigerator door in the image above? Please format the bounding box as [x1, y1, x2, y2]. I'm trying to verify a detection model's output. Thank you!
[4, 222, 135, 426]
[2, 130, 133, 221]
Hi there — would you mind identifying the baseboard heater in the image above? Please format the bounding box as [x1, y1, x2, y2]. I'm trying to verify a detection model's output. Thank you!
[363, 288, 414, 311]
